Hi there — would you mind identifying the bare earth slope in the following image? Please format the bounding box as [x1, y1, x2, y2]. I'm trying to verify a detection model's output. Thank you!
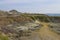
[0, 10, 60, 40]
[38, 22, 60, 40]
[19, 21, 60, 40]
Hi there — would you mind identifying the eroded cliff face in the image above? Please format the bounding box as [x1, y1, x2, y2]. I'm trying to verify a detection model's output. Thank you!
[0, 10, 60, 40]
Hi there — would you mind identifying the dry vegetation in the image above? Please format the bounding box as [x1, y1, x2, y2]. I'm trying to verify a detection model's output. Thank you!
[0, 10, 60, 40]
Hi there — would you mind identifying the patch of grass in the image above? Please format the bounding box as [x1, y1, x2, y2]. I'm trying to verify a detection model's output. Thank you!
[0, 34, 9, 40]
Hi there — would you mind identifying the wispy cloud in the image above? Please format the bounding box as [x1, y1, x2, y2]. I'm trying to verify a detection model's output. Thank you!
[0, 0, 60, 13]
[0, 0, 55, 4]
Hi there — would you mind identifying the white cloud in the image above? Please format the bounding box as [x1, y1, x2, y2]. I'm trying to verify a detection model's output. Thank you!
[0, 0, 59, 5]
[40, 3, 60, 13]
[0, 0, 52, 4]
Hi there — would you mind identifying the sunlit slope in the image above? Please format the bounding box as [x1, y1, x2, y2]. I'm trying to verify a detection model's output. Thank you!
[35, 20, 60, 40]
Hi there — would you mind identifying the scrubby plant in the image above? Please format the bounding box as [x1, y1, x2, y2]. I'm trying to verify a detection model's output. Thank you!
[0, 34, 9, 40]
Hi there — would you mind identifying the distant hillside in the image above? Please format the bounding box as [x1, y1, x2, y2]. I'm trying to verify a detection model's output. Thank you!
[0, 10, 60, 26]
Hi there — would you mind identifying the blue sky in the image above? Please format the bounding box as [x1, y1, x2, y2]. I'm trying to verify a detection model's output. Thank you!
[0, 0, 60, 13]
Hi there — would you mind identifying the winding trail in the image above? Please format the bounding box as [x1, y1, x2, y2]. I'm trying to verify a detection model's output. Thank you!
[38, 22, 60, 40]
[19, 20, 60, 40]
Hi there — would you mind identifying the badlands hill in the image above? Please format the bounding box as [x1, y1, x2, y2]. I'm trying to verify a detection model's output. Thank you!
[0, 10, 60, 40]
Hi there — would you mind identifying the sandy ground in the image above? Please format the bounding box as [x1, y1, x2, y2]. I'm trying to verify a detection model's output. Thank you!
[38, 23, 60, 40]
[20, 31, 41, 40]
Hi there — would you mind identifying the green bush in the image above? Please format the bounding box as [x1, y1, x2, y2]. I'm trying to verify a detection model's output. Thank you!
[0, 34, 9, 40]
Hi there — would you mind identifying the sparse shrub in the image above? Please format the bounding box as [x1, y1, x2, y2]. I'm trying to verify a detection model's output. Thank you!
[0, 34, 9, 40]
